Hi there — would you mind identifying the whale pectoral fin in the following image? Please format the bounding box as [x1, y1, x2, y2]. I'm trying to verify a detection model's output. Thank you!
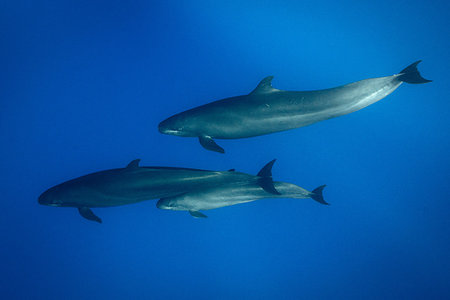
[189, 210, 208, 218]
[198, 136, 225, 153]
[78, 207, 102, 223]
[257, 159, 281, 195]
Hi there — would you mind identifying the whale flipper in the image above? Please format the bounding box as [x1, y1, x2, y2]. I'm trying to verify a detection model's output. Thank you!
[189, 210, 208, 218]
[78, 207, 102, 223]
[257, 159, 281, 195]
[398, 60, 432, 84]
[311, 185, 328, 205]
[198, 136, 225, 153]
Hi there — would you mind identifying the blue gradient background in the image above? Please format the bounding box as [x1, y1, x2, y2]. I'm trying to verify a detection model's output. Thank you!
[1, 0, 449, 299]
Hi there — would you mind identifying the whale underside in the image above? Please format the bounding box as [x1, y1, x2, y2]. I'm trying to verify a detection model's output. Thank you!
[159, 61, 431, 153]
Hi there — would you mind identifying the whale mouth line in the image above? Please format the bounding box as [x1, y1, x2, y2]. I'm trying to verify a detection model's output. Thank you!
[163, 129, 181, 134]
[160, 128, 190, 136]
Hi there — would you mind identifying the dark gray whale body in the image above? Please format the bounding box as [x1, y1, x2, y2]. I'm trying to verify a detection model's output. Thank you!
[159, 61, 431, 153]
[38, 159, 295, 222]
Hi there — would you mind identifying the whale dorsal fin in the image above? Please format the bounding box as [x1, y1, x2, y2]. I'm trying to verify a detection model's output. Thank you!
[257, 159, 281, 195]
[257, 159, 277, 177]
[126, 159, 141, 169]
[250, 76, 279, 95]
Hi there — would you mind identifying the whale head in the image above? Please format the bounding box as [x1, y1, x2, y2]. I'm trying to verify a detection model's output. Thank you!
[159, 115, 191, 137]
[38, 181, 90, 208]
[156, 198, 174, 210]
[156, 197, 189, 211]
[158, 108, 208, 138]
[38, 185, 65, 207]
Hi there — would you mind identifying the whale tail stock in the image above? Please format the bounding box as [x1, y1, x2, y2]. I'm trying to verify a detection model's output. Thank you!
[398, 60, 432, 84]
[311, 185, 329, 205]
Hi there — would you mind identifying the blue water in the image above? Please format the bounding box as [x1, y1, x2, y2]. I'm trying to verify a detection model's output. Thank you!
[1, 1, 449, 299]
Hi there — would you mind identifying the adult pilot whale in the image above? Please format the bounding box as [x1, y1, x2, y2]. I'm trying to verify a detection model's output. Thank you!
[38, 159, 280, 223]
[159, 61, 431, 153]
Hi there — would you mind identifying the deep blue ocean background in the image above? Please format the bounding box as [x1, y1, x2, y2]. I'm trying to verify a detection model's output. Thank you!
[1, 1, 449, 299]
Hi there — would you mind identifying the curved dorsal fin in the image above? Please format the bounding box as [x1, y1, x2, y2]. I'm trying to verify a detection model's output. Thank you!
[256, 159, 280, 195]
[126, 159, 141, 169]
[257, 159, 277, 177]
[250, 76, 279, 95]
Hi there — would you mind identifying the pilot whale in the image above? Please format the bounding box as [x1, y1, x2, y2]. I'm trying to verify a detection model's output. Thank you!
[159, 61, 431, 153]
[157, 181, 327, 218]
[38, 159, 281, 223]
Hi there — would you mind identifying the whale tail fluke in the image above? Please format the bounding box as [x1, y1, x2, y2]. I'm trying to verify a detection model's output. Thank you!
[311, 185, 328, 205]
[398, 60, 432, 84]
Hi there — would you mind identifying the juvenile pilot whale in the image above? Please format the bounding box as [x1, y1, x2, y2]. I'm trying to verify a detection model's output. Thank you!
[38, 159, 281, 223]
[156, 181, 327, 218]
[159, 61, 431, 153]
